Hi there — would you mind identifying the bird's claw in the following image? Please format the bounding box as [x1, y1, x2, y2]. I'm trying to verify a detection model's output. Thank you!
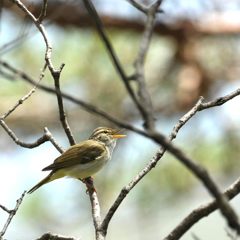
[82, 177, 96, 194]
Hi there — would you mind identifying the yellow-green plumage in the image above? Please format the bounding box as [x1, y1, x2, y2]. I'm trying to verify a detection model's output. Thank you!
[28, 127, 126, 193]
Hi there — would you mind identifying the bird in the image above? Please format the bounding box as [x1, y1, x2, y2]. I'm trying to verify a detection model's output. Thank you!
[28, 127, 126, 193]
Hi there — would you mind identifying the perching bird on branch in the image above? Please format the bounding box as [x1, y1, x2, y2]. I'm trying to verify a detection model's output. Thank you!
[28, 127, 126, 193]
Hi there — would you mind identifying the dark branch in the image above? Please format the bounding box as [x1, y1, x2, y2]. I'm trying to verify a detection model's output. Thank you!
[36, 233, 78, 240]
[82, 0, 150, 125]
[164, 176, 240, 240]
[150, 131, 240, 233]
[52, 63, 76, 146]
[101, 97, 203, 232]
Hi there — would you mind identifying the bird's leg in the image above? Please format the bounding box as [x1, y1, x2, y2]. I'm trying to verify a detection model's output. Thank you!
[82, 177, 96, 194]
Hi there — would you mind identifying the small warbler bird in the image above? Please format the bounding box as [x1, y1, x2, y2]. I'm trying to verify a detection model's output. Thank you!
[28, 127, 126, 193]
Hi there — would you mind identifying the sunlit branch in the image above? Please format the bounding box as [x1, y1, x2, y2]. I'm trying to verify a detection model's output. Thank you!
[9, 0, 76, 146]
[0, 191, 26, 238]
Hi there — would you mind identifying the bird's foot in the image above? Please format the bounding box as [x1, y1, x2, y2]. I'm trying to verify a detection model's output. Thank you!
[82, 177, 96, 194]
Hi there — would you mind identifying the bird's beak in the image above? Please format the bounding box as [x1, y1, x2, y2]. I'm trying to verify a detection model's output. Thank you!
[112, 129, 126, 139]
[112, 134, 126, 139]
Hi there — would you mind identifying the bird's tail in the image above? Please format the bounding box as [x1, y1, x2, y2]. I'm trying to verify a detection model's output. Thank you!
[28, 173, 54, 194]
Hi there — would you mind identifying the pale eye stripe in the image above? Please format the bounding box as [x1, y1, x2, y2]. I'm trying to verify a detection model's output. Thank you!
[91, 127, 113, 138]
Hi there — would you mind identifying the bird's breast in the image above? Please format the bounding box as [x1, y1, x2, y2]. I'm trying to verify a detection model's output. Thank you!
[63, 148, 111, 179]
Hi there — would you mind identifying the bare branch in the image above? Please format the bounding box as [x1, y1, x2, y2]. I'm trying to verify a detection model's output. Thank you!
[7, 1, 75, 147]
[10, 0, 54, 72]
[52, 63, 76, 146]
[36, 233, 79, 240]
[150, 131, 240, 233]
[0, 191, 26, 238]
[43, 127, 64, 153]
[3, 59, 240, 137]
[126, 0, 163, 14]
[199, 88, 240, 110]
[82, 0, 150, 125]
[10, 0, 69, 128]
[0, 60, 135, 131]
[2, 56, 240, 236]
[38, 0, 48, 23]
[0, 205, 12, 214]
[8, 5, 104, 239]
[102, 95, 240, 233]
[101, 97, 204, 232]
[134, 1, 163, 129]
[1, 85, 36, 119]
[170, 96, 204, 140]
[163, 176, 240, 240]
[1, 63, 46, 120]
[0, 119, 64, 151]
[126, 0, 150, 14]
[0, 118, 49, 148]
[0, 62, 63, 152]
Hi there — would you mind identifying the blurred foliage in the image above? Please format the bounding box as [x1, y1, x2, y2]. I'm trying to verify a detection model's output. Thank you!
[1, 3, 240, 239]
[1, 17, 240, 197]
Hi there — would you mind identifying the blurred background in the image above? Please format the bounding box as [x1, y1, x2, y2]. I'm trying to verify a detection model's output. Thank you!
[1, 0, 240, 239]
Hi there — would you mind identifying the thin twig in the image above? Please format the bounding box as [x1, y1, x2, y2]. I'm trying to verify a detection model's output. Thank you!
[9, 4, 101, 238]
[170, 96, 204, 140]
[43, 127, 64, 153]
[101, 97, 204, 232]
[0, 61, 63, 151]
[150, 131, 240, 233]
[1, 86, 36, 119]
[163, 176, 240, 240]
[10, 0, 54, 72]
[102, 95, 240, 233]
[134, 1, 163, 129]
[199, 88, 240, 110]
[1, 63, 46, 120]
[82, 0, 150, 124]
[0, 60, 135, 131]
[37, 0, 48, 23]
[53, 63, 76, 146]
[2, 60, 240, 233]
[0, 119, 48, 148]
[0, 118, 63, 151]
[126, 0, 150, 14]
[0, 191, 26, 238]
[126, 0, 163, 14]
[0, 205, 12, 214]
[10, 0, 68, 130]
[2, 60, 240, 136]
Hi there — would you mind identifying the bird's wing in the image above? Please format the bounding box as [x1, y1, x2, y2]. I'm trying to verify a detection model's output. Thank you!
[42, 140, 106, 171]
